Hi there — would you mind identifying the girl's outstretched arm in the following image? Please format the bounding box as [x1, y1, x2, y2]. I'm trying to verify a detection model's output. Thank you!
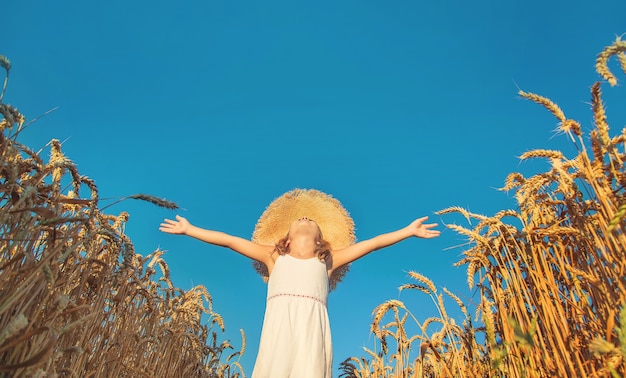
[160, 215, 274, 265]
[330, 216, 440, 271]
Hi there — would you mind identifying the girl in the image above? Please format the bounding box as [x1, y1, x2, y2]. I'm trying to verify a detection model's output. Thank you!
[159, 189, 440, 377]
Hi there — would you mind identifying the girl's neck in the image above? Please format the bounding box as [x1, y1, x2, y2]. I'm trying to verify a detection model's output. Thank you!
[288, 236, 317, 259]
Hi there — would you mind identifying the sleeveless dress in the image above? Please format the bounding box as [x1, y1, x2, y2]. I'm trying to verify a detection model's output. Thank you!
[252, 254, 332, 378]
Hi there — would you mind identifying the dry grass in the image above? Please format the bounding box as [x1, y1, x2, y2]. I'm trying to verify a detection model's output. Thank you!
[341, 37, 626, 377]
[0, 58, 244, 377]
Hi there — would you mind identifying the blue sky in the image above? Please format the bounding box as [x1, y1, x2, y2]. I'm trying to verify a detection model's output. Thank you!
[5, 0, 626, 375]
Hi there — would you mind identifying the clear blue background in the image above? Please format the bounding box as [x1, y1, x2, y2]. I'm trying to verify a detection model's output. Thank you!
[5, 1, 626, 375]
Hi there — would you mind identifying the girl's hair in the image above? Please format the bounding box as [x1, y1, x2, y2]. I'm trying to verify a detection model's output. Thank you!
[274, 227, 332, 262]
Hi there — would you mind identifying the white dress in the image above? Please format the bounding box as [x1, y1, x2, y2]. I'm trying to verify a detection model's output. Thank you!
[252, 254, 332, 378]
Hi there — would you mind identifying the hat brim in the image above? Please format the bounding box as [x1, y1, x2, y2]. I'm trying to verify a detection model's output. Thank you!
[251, 188, 355, 291]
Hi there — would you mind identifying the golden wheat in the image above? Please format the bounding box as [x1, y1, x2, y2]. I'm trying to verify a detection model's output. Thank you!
[345, 37, 626, 378]
[519, 149, 565, 161]
[0, 80, 245, 376]
[591, 82, 610, 146]
[518, 90, 566, 122]
[407, 271, 437, 295]
[595, 37, 626, 86]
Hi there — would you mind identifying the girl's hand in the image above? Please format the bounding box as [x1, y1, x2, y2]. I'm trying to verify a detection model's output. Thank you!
[408, 216, 440, 239]
[160, 215, 191, 235]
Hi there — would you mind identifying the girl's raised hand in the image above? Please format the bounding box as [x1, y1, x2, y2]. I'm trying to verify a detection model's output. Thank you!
[409, 216, 440, 239]
[160, 215, 190, 235]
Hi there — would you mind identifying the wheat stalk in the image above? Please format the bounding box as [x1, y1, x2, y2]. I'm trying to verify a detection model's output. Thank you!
[519, 90, 566, 122]
[595, 37, 626, 86]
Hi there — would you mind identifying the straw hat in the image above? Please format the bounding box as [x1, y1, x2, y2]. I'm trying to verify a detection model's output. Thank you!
[252, 188, 355, 291]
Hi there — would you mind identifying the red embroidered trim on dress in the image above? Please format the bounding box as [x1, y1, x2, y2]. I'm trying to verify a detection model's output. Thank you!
[267, 293, 327, 307]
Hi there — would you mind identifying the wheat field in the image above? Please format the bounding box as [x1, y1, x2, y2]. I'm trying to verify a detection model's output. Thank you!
[2, 37, 626, 377]
[339, 37, 626, 378]
[0, 56, 244, 377]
